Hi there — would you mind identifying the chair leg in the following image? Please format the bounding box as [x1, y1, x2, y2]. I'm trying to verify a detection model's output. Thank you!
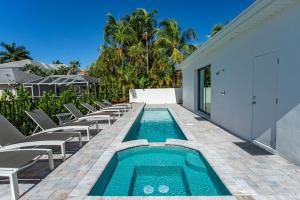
[87, 127, 90, 141]
[78, 133, 82, 147]
[95, 122, 99, 132]
[47, 150, 55, 170]
[9, 171, 19, 200]
[61, 143, 66, 161]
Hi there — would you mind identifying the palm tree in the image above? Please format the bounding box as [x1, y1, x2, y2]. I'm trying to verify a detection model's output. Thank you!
[89, 8, 199, 100]
[210, 24, 225, 37]
[117, 66, 135, 100]
[104, 9, 158, 73]
[156, 20, 197, 65]
[52, 60, 62, 64]
[128, 8, 158, 73]
[104, 13, 137, 69]
[23, 64, 48, 77]
[104, 14, 135, 47]
[128, 8, 157, 41]
[155, 20, 197, 87]
[0, 42, 32, 63]
[56, 65, 69, 75]
[69, 60, 80, 75]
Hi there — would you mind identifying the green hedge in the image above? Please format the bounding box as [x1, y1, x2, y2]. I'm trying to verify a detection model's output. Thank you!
[0, 87, 100, 135]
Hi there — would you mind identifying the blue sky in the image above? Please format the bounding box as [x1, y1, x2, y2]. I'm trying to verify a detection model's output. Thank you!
[0, 0, 254, 68]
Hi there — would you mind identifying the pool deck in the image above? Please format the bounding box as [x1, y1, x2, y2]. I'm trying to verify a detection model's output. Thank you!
[1, 103, 300, 199]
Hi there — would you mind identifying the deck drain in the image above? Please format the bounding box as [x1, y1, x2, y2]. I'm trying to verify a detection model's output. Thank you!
[158, 185, 169, 193]
[143, 185, 154, 194]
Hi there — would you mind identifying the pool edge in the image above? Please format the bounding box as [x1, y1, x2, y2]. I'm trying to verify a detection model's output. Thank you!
[67, 104, 238, 199]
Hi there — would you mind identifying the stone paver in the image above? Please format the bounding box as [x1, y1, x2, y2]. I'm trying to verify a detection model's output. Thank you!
[165, 104, 300, 200]
[1, 103, 300, 200]
[0, 104, 143, 200]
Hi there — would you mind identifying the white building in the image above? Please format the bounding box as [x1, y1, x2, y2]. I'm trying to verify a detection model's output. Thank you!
[0, 59, 68, 71]
[0, 60, 69, 96]
[177, 0, 300, 164]
[23, 75, 99, 98]
[0, 67, 42, 96]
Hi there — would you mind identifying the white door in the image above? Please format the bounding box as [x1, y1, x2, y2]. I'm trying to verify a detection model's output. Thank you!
[252, 53, 278, 149]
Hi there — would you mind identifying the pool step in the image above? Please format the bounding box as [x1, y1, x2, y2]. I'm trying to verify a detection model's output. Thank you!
[185, 153, 207, 172]
[149, 142, 165, 146]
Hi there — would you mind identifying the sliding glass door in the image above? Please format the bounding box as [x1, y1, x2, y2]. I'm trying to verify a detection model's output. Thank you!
[198, 65, 211, 114]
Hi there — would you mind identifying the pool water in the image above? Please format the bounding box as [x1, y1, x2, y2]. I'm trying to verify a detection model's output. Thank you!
[89, 146, 230, 196]
[123, 108, 187, 142]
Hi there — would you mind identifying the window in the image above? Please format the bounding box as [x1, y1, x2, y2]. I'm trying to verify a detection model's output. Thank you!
[198, 65, 211, 114]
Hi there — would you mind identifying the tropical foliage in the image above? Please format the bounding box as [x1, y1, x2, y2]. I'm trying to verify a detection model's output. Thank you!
[0, 42, 81, 76]
[88, 8, 198, 101]
[0, 42, 32, 63]
[23, 64, 48, 77]
[22, 60, 81, 76]
[69, 60, 81, 74]
[51, 60, 80, 75]
[0, 86, 98, 135]
[210, 23, 226, 37]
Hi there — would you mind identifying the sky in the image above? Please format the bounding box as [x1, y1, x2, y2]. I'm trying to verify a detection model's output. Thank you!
[0, 0, 254, 69]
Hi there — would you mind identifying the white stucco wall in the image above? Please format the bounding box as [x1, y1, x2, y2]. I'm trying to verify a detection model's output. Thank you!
[129, 88, 182, 104]
[181, 2, 300, 164]
[0, 85, 17, 96]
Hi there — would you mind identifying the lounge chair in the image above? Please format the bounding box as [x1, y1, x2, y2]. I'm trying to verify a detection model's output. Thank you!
[81, 102, 122, 118]
[0, 114, 81, 160]
[63, 103, 112, 125]
[0, 149, 54, 200]
[26, 109, 98, 141]
[103, 99, 132, 109]
[94, 101, 129, 112]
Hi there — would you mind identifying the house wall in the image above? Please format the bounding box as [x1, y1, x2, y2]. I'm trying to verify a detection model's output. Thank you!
[0, 85, 17, 96]
[181, 2, 300, 164]
[129, 88, 182, 104]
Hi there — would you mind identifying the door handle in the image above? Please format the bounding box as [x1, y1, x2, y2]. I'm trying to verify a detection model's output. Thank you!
[252, 101, 256, 105]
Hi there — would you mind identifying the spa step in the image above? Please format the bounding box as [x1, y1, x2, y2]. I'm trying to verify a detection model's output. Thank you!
[185, 153, 207, 172]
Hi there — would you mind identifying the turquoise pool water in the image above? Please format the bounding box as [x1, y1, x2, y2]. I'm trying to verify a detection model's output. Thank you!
[123, 108, 186, 142]
[89, 146, 230, 196]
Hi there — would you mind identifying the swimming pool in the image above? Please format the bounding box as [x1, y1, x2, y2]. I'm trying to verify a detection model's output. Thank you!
[123, 108, 187, 142]
[89, 146, 230, 196]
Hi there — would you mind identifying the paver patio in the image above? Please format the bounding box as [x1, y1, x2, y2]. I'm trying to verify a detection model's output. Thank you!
[1, 103, 300, 200]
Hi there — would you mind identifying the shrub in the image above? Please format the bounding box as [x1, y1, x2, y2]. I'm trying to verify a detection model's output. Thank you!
[0, 86, 100, 135]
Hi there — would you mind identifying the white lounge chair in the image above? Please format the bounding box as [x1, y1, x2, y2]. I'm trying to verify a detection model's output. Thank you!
[0, 149, 54, 200]
[103, 99, 132, 109]
[94, 101, 129, 112]
[81, 102, 122, 118]
[26, 109, 98, 141]
[0, 114, 81, 160]
[63, 103, 112, 125]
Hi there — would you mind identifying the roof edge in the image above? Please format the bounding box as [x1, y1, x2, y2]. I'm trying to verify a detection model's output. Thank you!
[176, 0, 292, 70]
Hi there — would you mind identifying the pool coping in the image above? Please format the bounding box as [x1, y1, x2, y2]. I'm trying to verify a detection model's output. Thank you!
[67, 105, 244, 199]
[67, 104, 146, 198]
[17, 103, 300, 200]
